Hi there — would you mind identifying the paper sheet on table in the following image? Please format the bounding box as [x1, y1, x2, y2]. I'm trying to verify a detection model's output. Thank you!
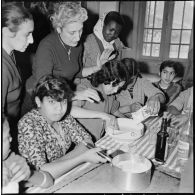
[131, 105, 158, 123]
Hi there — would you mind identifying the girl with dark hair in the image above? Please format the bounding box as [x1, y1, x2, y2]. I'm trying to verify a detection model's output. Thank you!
[75, 60, 130, 140]
[116, 58, 166, 117]
[83, 11, 125, 71]
[2, 2, 34, 151]
[153, 60, 182, 106]
[18, 75, 107, 180]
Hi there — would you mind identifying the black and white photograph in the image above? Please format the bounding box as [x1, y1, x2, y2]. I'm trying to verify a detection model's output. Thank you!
[1, 0, 193, 193]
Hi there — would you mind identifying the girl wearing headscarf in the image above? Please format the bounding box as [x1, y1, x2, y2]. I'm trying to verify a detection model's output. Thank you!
[83, 11, 125, 70]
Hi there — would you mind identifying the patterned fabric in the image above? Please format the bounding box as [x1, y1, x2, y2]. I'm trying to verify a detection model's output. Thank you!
[18, 109, 91, 169]
[153, 81, 182, 105]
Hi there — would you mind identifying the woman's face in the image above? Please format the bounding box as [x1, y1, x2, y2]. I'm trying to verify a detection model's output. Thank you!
[3, 119, 12, 160]
[102, 21, 122, 42]
[60, 21, 83, 47]
[11, 19, 34, 52]
[102, 80, 125, 95]
[36, 96, 68, 124]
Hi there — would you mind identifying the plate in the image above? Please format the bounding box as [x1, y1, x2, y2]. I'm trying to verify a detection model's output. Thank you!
[106, 118, 144, 142]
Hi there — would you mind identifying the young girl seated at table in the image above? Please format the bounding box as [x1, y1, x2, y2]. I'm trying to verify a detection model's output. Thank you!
[115, 58, 166, 118]
[18, 75, 107, 180]
[168, 86, 193, 129]
[2, 115, 54, 193]
[153, 60, 182, 107]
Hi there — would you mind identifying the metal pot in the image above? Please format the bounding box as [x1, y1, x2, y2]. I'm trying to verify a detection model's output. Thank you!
[111, 153, 152, 192]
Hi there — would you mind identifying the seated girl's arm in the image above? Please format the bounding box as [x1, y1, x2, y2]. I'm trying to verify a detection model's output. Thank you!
[40, 147, 107, 179]
[27, 170, 54, 188]
[70, 106, 117, 129]
[18, 116, 106, 180]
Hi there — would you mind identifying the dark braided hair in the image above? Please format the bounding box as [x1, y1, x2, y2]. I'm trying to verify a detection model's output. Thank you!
[121, 58, 142, 86]
[87, 60, 130, 89]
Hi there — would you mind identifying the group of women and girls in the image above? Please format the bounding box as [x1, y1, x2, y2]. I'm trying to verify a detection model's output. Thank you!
[2, 1, 193, 192]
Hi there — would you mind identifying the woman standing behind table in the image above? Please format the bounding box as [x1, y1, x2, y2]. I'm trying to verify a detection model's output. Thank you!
[23, 2, 114, 115]
[2, 2, 34, 151]
[83, 11, 125, 71]
[18, 75, 108, 180]
[75, 60, 130, 140]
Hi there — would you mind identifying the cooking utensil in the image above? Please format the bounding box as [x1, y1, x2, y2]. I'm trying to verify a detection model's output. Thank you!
[82, 141, 112, 162]
[111, 153, 152, 192]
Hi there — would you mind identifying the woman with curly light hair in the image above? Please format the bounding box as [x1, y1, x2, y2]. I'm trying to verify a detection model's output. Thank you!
[22, 2, 117, 138]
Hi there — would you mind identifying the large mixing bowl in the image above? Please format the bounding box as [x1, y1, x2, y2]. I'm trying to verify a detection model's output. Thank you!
[111, 153, 152, 192]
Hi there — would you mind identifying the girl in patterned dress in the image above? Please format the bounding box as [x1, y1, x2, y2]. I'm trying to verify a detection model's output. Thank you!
[18, 75, 107, 180]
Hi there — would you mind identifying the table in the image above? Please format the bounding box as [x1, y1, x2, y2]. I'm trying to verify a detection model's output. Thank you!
[26, 115, 184, 193]
[55, 163, 180, 193]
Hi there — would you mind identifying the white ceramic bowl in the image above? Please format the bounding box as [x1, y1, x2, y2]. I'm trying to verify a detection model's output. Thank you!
[106, 118, 144, 143]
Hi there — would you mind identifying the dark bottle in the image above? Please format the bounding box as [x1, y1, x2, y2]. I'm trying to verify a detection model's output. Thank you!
[154, 112, 169, 163]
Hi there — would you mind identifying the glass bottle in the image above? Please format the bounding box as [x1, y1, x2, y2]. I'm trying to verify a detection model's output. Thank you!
[154, 112, 169, 163]
[177, 108, 193, 172]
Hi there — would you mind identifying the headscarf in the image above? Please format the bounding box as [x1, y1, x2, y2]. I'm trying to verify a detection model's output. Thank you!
[93, 12, 115, 50]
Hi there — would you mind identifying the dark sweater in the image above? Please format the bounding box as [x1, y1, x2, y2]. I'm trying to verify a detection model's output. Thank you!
[2, 49, 22, 118]
[26, 31, 83, 90]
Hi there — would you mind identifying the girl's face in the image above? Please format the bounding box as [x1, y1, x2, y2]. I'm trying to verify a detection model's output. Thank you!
[160, 67, 176, 86]
[102, 21, 122, 42]
[36, 96, 68, 124]
[11, 19, 34, 52]
[59, 21, 83, 47]
[102, 80, 125, 95]
[3, 119, 12, 160]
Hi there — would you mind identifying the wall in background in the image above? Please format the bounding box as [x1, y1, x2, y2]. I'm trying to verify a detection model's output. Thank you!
[99, 1, 119, 15]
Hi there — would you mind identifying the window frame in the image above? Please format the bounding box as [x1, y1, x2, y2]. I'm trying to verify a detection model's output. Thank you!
[136, 1, 193, 63]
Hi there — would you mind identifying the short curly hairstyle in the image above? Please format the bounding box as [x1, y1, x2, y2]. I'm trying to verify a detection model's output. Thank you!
[87, 60, 130, 89]
[50, 1, 88, 29]
[32, 74, 74, 108]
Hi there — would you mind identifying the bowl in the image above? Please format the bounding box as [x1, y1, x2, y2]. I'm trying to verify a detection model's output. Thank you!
[106, 118, 144, 143]
[111, 153, 152, 192]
